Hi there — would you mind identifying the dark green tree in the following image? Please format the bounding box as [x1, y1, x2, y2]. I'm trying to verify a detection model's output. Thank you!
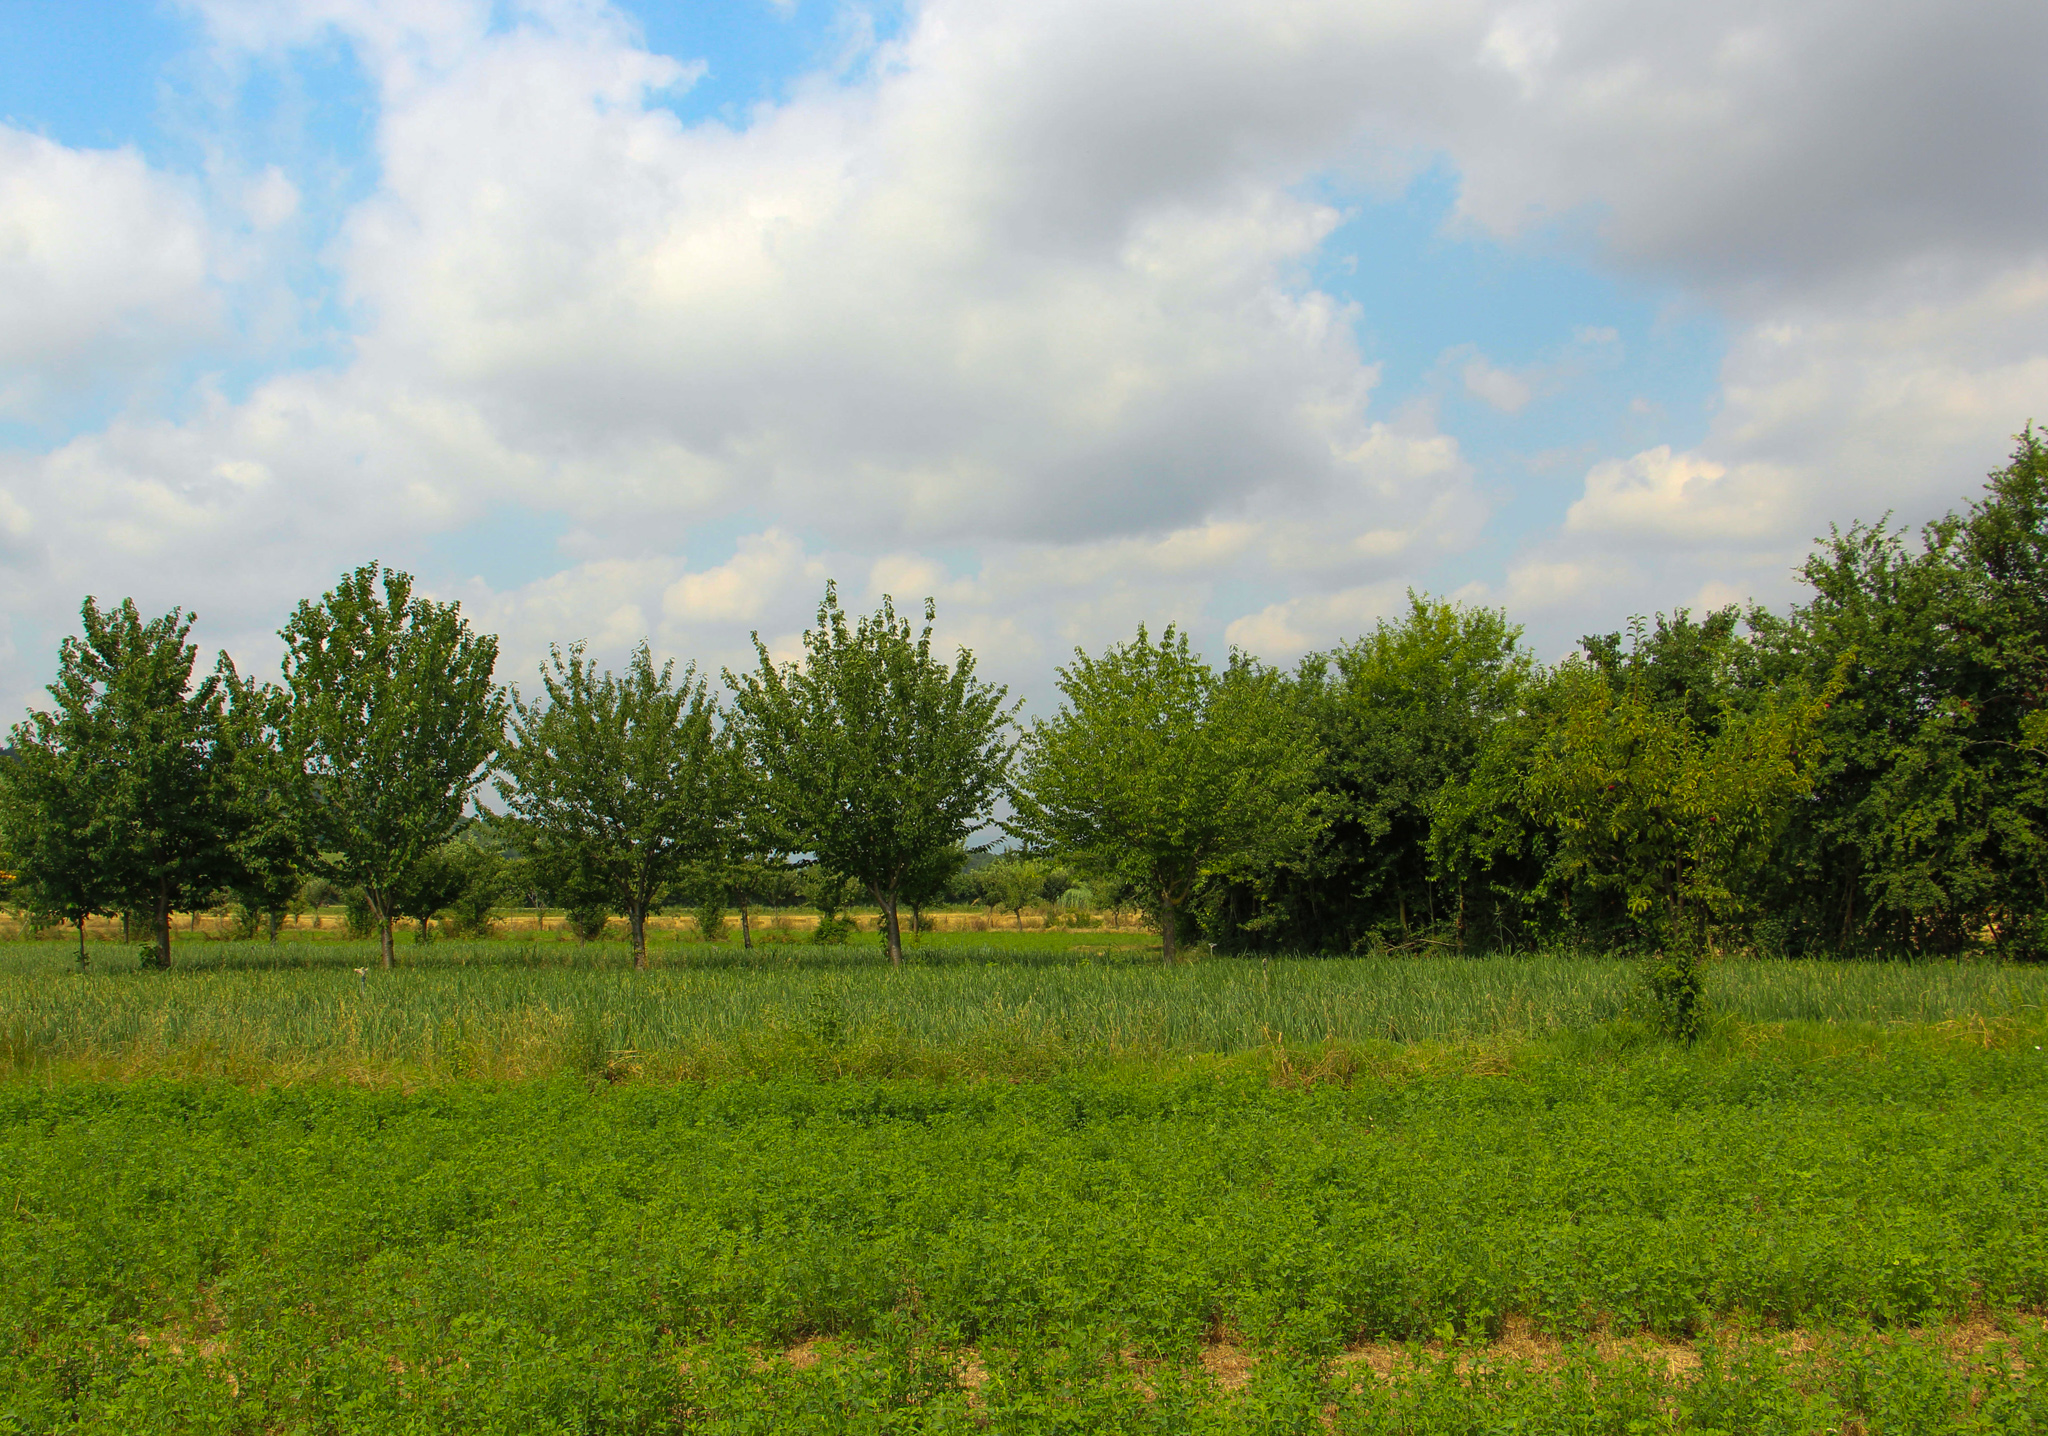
[4, 600, 240, 969]
[899, 841, 969, 936]
[0, 727, 114, 969]
[220, 671, 306, 942]
[280, 564, 504, 968]
[1758, 429, 2048, 955]
[495, 641, 729, 968]
[726, 583, 1016, 966]
[1221, 596, 1530, 951]
[387, 841, 471, 942]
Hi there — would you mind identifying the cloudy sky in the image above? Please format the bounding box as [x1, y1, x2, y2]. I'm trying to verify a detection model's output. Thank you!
[3, 0, 2044, 715]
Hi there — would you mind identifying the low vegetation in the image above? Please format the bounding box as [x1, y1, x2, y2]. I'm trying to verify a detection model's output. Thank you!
[3, 952, 2045, 1429]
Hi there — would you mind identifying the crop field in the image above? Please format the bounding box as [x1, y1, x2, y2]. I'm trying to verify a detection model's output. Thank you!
[6, 939, 2048, 1431]
[5, 936, 2046, 1082]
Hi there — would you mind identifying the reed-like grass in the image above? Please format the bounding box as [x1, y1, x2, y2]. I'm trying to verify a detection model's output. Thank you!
[3, 934, 2043, 1082]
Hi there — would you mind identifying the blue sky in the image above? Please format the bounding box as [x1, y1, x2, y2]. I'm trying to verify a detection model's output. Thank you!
[1, 0, 2040, 710]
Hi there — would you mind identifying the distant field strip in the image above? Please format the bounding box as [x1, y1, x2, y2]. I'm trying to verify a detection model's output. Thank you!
[3, 940, 2044, 1079]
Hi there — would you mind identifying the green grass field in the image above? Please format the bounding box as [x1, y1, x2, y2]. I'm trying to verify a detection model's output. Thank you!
[5, 934, 2048, 1430]
[5, 935, 2045, 1082]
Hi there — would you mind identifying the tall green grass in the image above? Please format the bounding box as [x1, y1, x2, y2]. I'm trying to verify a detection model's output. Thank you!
[3, 938, 2042, 1081]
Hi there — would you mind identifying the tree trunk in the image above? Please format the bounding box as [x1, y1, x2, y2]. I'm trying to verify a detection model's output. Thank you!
[379, 916, 394, 969]
[269, 912, 281, 944]
[739, 899, 753, 950]
[629, 903, 648, 970]
[1014, 906, 1025, 932]
[1158, 898, 1179, 964]
[75, 915, 89, 972]
[153, 886, 173, 970]
[418, 915, 430, 943]
[879, 889, 904, 967]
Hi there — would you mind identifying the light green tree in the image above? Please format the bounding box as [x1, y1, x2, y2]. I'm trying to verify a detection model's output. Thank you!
[980, 855, 1047, 931]
[280, 564, 504, 969]
[495, 641, 729, 968]
[726, 583, 1016, 966]
[1517, 653, 1835, 1036]
[1009, 625, 1322, 962]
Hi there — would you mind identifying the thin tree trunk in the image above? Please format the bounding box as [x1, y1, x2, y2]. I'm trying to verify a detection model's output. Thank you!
[1014, 907, 1025, 932]
[630, 903, 648, 969]
[75, 915, 89, 972]
[739, 899, 753, 950]
[879, 890, 903, 967]
[269, 912, 280, 944]
[154, 887, 173, 970]
[1158, 897, 1179, 964]
[379, 914, 394, 969]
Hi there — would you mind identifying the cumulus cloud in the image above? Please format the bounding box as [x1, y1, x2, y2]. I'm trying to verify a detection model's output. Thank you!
[0, 127, 218, 413]
[2, 0, 2046, 708]
[1565, 446, 1791, 543]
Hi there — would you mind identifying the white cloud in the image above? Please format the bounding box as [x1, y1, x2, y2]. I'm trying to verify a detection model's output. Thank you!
[0, 127, 217, 410]
[661, 530, 816, 626]
[4, 0, 2048, 707]
[1461, 356, 1533, 413]
[1224, 580, 1411, 661]
[1565, 445, 1790, 543]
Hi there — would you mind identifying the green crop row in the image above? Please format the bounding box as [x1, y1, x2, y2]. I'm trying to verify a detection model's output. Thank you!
[13, 1322, 2048, 1434]
[4, 940, 2044, 1082]
[6, 1033, 2048, 1428]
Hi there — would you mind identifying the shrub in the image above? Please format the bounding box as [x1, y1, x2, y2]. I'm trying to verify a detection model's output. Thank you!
[565, 905, 611, 942]
[694, 895, 727, 942]
[1643, 940, 1708, 1042]
[231, 902, 265, 940]
[342, 887, 376, 939]
[444, 881, 499, 938]
[813, 914, 857, 945]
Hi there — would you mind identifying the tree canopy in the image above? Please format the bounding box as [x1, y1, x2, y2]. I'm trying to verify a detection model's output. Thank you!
[725, 583, 1015, 966]
[496, 642, 730, 967]
[279, 564, 504, 968]
[1010, 625, 1322, 961]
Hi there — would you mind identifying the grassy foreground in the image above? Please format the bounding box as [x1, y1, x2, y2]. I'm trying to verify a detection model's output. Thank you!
[6, 938, 2048, 1430]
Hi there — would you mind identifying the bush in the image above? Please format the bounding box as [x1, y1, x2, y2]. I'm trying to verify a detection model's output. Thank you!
[1642, 938, 1708, 1041]
[231, 902, 265, 940]
[444, 880, 499, 938]
[565, 905, 612, 942]
[342, 887, 376, 939]
[694, 895, 727, 943]
[812, 914, 857, 945]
